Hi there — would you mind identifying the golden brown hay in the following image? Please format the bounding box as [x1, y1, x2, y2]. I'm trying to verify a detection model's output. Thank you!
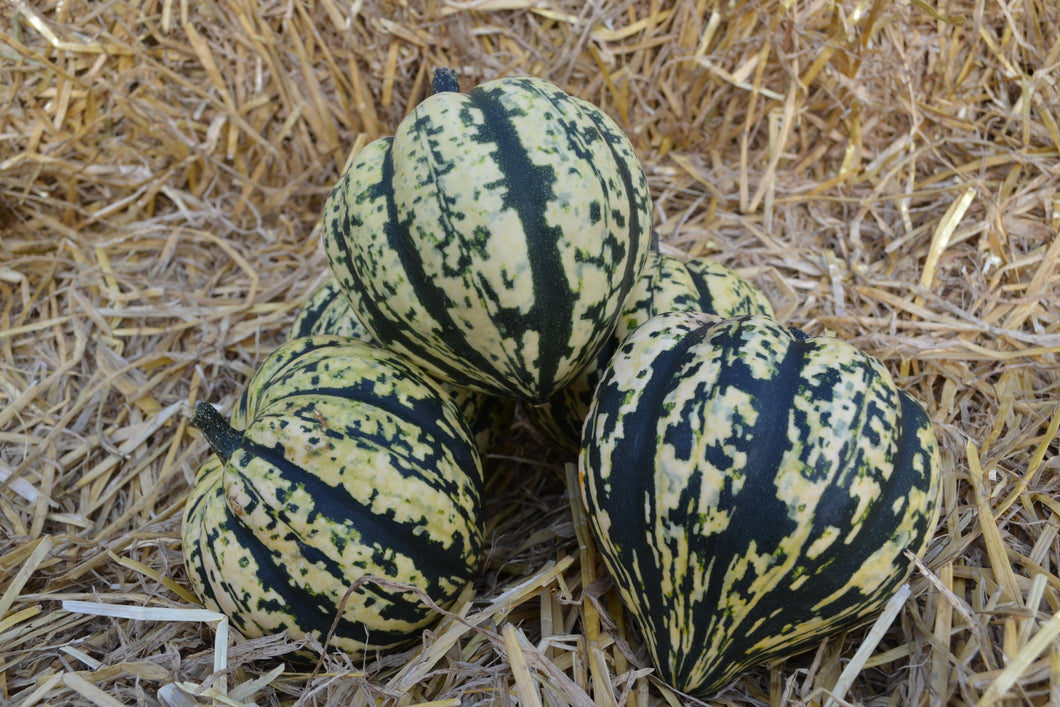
[2, 0, 1059, 704]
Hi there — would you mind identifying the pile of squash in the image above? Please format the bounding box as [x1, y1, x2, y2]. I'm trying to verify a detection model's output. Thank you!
[182, 69, 941, 697]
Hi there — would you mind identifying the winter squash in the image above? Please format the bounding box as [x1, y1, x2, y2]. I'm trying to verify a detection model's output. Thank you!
[323, 72, 652, 402]
[182, 335, 484, 659]
[286, 278, 376, 343]
[287, 279, 515, 454]
[578, 311, 941, 696]
[529, 251, 774, 453]
[613, 250, 774, 344]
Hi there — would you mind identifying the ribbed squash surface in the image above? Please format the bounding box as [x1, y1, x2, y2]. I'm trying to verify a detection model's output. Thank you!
[614, 252, 774, 342]
[287, 279, 514, 454]
[182, 335, 483, 659]
[578, 311, 941, 696]
[529, 252, 773, 453]
[323, 76, 652, 403]
[286, 278, 374, 342]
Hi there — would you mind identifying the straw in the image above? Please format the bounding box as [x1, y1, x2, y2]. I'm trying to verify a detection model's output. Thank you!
[2, 0, 1060, 704]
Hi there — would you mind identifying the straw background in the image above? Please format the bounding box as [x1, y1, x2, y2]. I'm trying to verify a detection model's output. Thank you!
[2, 0, 1059, 704]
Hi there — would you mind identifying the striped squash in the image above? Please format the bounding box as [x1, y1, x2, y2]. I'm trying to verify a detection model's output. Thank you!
[182, 335, 483, 660]
[529, 251, 774, 453]
[288, 279, 515, 454]
[579, 311, 941, 696]
[323, 74, 652, 403]
[614, 251, 775, 343]
[286, 278, 374, 342]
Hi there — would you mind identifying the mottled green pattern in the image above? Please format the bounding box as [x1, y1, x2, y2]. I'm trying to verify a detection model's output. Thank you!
[287, 279, 514, 453]
[617, 255, 774, 342]
[579, 312, 941, 696]
[323, 76, 651, 403]
[529, 252, 773, 454]
[287, 279, 376, 342]
[182, 336, 484, 660]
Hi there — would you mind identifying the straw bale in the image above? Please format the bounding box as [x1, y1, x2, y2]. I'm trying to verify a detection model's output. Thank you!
[1, 0, 1059, 704]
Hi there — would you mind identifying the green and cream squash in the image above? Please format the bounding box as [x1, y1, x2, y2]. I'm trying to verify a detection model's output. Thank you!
[613, 251, 774, 342]
[182, 335, 483, 660]
[529, 251, 774, 453]
[286, 278, 373, 342]
[323, 72, 652, 403]
[578, 311, 941, 696]
[287, 279, 515, 455]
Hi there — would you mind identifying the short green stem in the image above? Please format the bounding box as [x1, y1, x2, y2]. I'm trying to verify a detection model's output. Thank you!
[432, 67, 459, 94]
[192, 401, 242, 463]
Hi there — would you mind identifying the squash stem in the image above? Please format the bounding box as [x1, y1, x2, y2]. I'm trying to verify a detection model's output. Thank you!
[432, 67, 459, 94]
[192, 401, 242, 463]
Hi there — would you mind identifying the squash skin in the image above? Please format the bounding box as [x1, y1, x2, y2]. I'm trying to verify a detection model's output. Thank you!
[578, 311, 941, 696]
[182, 335, 484, 660]
[323, 76, 652, 403]
[614, 252, 774, 344]
[286, 278, 374, 342]
[287, 279, 515, 455]
[529, 252, 774, 453]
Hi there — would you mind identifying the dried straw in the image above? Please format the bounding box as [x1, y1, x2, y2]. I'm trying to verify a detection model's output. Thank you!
[2, 0, 1059, 704]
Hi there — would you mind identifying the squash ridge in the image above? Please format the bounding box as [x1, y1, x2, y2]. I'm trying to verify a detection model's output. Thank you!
[375, 145, 506, 389]
[263, 381, 482, 487]
[465, 80, 574, 401]
[663, 319, 805, 687]
[575, 99, 647, 313]
[234, 437, 479, 586]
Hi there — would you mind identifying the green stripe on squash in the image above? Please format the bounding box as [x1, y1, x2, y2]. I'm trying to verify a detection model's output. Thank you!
[287, 278, 515, 455]
[323, 75, 652, 403]
[528, 251, 774, 454]
[182, 335, 484, 660]
[578, 311, 941, 696]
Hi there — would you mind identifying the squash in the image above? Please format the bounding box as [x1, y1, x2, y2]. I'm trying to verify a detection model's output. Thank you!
[288, 279, 515, 454]
[613, 251, 775, 343]
[529, 251, 774, 453]
[286, 278, 375, 342]
[578, 311, 941, 696]
[323, 72, 652, 403]
[182, 335, 484, 660]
